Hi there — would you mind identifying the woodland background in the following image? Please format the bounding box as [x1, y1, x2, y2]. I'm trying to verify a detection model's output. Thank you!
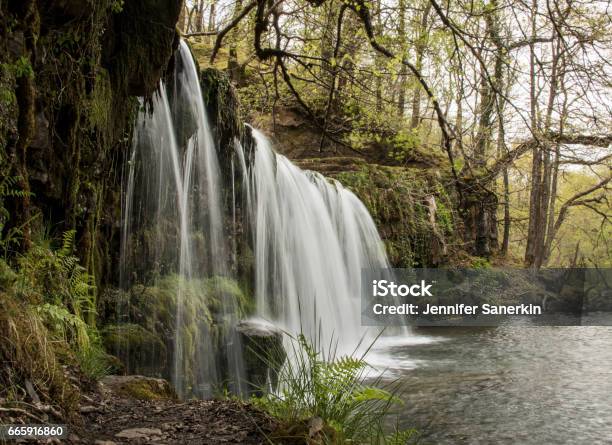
[180, 0, 611, 268]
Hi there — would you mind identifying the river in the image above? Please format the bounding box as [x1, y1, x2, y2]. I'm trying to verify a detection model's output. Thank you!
[371, 326, 612, 444]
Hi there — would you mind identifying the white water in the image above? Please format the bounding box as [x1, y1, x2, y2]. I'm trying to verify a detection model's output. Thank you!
[121, 41, 244, 398]
[122, 40, 396, 396]
[239, 129, 390, 354]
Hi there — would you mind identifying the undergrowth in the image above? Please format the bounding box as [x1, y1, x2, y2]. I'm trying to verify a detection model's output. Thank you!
[252, 332, 418, 444]
[0, 227, 112, 419]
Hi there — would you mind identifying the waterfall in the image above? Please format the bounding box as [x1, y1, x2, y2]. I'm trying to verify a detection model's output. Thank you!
[120, 39, 392, 398]
[120, 41, 244, 398]
[239, 129, 390, 354]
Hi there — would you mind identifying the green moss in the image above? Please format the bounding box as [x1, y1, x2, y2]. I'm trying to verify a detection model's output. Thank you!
[99, 274, 252, 382]
[117, 380, 174, 400]
[436, 200, 454, 234]
[102, 323, 168, 374]
[470, 257, 491, 269]
[103, 375, 178, 400]
[102, 323, 163, 350]
[335, 164, 456, 267]
[88, 69, 112, 131]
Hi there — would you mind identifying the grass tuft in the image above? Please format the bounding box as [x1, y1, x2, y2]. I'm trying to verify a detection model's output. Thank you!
[251, 328, 417, 444]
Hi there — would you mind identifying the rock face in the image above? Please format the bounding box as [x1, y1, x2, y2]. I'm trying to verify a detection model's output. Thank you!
[236, 319, 286, 396]
[101, 324, 168, 377]
[105, 0, 182, 96]
[334, 162, 455, 267]
[0, 0, 182, 284]
[99, 277, 250, 385]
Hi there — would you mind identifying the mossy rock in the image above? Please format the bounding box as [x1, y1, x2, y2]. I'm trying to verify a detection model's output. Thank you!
[333, 164, 456, 267]
[99, 275, 253, 388]
[102, 375, 177, 400]
[101, 324, 167, 376]
[199, 68, 243, 181]
[236, 319, 286, 396]
[107, 0, 182, 96]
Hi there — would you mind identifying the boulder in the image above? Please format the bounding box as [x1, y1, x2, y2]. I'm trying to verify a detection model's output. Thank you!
[101, 375, 177, 401]
[236, 319, 286, 396]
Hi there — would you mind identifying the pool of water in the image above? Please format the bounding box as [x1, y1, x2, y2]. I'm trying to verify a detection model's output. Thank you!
[369, 326, 612, 444]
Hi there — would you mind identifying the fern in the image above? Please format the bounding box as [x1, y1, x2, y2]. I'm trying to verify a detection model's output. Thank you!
[255, 331, 413, 444]
[57, 229, 76, 257]
[0, 175, 33, 257]
[16, 229, 97, 340]
[53, 229, 96, 323]
[384, 428, 419, 445]
[37, 303, 90, 351]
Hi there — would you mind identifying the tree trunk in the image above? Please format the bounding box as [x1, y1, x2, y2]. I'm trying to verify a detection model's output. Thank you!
[409, 3, 431, 129]
[524, 0, 540, 267]
[227, 0, 244, 84]
[397, 0, 407, 116]
[208, 0, 216, 32]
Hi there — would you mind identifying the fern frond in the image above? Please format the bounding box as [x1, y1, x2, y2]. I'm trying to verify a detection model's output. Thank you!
[58, 229, 76, 257]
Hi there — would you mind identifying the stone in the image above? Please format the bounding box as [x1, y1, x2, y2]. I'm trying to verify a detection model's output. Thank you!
[115, 428, 162, 439]
[101, 375, 177, 401]
[308, 417, 324, 438]
[236, 318, 286, 396]
[79, 405, 99, 413]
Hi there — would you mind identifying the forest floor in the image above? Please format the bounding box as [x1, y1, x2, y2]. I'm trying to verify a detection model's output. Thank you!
[2, 376, 280, 445]
[71, 394, 277, 444]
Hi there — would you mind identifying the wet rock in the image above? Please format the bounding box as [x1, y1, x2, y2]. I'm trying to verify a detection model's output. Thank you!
[105, 0, 182, 96]
[236, 319, 286, 396]
[101, 324, 167, 376]
[101, 375, 177, 401]
[29, 110, 49, 150]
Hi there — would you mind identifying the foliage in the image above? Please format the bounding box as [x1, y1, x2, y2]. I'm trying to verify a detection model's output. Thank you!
[2, 56, 34, 80]
[0, 228, 112, 419]
[111, 0, 125, 14]
[502, 161, 611, 267]
[185, 0, 610, 266]
[253, 333, 415, 444]
[16, 230, 97, 325]
[0, 293, 81, 417]
[0, 175, 33, 258]
[3, 229, 111, 384]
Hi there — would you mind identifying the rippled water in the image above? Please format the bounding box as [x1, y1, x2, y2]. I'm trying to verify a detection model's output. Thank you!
[371, 327, 612, 444]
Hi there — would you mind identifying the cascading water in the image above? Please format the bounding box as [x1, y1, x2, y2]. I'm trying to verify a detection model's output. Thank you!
[121, 39, 394, 398]
[238, 129, 391, 354]
[120, 41, 244, 398]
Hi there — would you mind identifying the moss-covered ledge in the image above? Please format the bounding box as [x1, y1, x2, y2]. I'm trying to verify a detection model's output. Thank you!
[333, 163, 456, 267]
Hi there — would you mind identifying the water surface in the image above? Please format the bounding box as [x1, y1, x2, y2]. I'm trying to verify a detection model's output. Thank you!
[372, 326, 612, 444]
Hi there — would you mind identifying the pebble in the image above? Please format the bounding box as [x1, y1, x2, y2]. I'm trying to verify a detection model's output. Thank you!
[115, 427, 163, 439]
